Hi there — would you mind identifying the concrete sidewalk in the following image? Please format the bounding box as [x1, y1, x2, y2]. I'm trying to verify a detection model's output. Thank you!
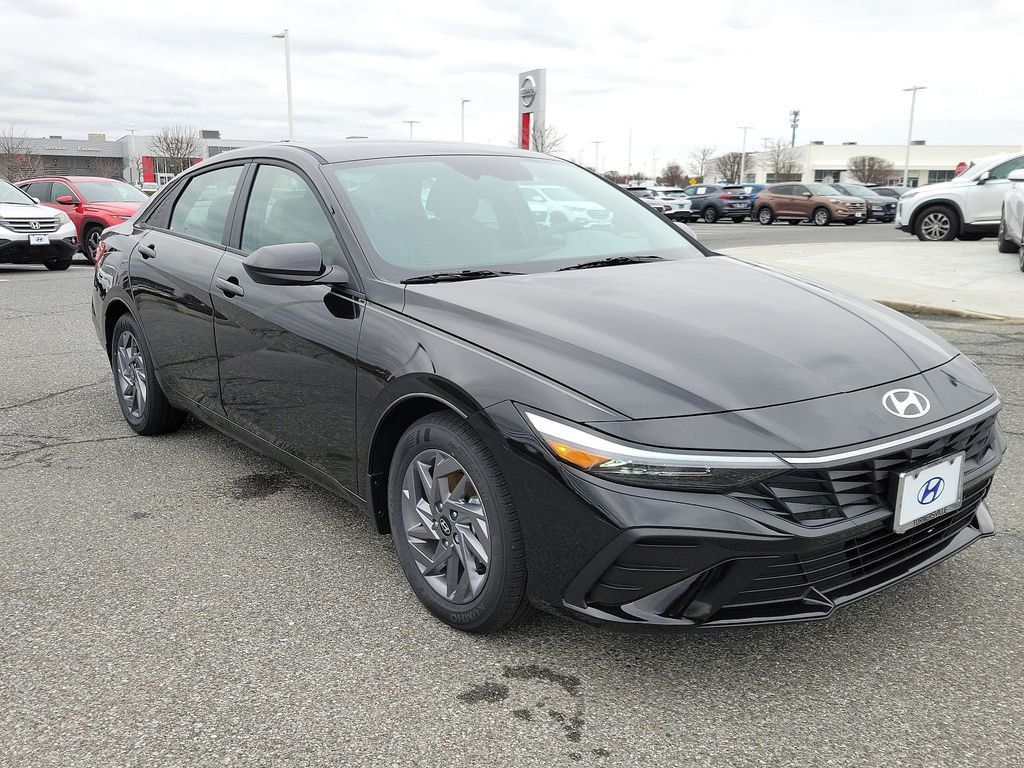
[721, 239, 1024, 319]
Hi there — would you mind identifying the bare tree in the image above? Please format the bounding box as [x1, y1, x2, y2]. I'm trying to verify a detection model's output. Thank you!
[846, 155, 896, 185]
[712, 151, 757, 184]
[150, 125, 202, 175]
[765, 138, 801, 181]
[658, 162, 686, 187]
[529, 124, 566, 155]
[0, 124, 44, 182]
[686, 145, 716, 181]
[92, 157, 124, 179]
[602, 170, 627, 184]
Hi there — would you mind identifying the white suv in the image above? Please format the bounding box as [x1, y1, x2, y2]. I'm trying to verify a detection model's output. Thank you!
[0, 178, 78, 269]
[896, 152, 1024, 241]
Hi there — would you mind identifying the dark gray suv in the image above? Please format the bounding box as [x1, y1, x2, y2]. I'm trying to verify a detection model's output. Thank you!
[681, 184, 752, 223]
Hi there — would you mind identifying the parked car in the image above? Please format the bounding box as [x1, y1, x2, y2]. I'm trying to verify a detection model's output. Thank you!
[996, 168, 1024, 270]
[831, 183, 897, 223]
[0, 178, 78, 270]
[518, 184, 613, 227]
[625, 186, 693, 221]
[92, 141, 1004, 633]
[17, 176, 148, 263]
[680, 184, 752, 223]
[895, 152, 1024, 241]
[741, 183, 767, 219]
[870, 186, 910, 199]
[754, 183, 867, 226]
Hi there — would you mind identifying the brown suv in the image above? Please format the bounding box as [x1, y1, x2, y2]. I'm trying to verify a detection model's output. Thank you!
[754, 183, 867, 226]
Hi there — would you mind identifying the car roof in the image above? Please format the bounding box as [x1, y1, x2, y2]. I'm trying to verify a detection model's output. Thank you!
[209, 140, 552, 165]
[18, 175, 129, 184]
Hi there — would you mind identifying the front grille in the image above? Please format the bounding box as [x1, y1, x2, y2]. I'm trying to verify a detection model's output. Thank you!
[729, 415, 999, 526]
[714, 479, 991, 621]
[0, 216, 60, 233]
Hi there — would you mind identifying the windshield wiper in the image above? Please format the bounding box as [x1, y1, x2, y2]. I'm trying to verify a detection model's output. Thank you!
[557, 255, 663, 271]
[401, 269, 523, 284]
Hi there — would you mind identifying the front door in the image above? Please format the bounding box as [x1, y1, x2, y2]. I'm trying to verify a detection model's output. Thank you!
[211, 162, 364, 490]
[129, 163, 246, 412]
[789, 185, 813, 219]
[964, 155, 1024, 225]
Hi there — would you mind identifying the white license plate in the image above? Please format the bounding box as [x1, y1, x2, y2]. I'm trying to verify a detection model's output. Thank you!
[29, 234, 50, 246]
[892, 452, 965, 533]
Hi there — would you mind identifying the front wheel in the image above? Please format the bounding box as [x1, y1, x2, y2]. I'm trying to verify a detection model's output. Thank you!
[702, 206, 719, 223]
[1019, 244, 1024, 273]
[997, 218, 1017, 252]
[110, 313, 187, 435]
[389, 412, 529, 633]
[812, 207, 831, 226]
[757, 207, 774, 225]
[82, 225, 102, 265]
[915, 205, 959, 241]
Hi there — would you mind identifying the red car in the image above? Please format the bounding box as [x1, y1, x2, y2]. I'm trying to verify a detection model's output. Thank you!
[17, 176, 148, 263]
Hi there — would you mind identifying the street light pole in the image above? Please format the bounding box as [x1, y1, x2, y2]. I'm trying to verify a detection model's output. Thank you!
[902, 85, 926, 187]
[402, 120, 421, 139]
[738, 125, 753, 183]
[460, 99, 471, 142]
[129, 122, 137, 187]
[591, 140, 603, 171]
[271, 30, 294, 141]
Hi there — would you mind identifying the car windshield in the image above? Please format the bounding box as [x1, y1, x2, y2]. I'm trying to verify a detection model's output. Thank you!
[809, 184, 840, 195]
[330, 155, 702, 281]
[536, 186, 578, 201]
[74, 180, 148, 203]
[0, 179, 34, 204]
[840, 184, 874, 197]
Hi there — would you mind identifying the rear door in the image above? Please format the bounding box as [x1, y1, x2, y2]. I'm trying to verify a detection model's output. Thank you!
[130, 163, 247, 412]
[211, 161, 364, 490]
[770, 186, 793, 217]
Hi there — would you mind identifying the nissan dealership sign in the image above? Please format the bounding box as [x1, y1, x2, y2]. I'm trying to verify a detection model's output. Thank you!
[517, 68, 546, 150]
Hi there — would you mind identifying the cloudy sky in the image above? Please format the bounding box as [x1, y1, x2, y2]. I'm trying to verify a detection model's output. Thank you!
[3, 0, 1022, 172]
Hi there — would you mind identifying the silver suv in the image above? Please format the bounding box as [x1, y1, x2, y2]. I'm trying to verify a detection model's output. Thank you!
[0, 178, 78, 269]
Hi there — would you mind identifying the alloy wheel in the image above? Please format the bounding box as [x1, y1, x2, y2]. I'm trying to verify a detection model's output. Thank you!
[814, 209, 829, 226]
[86, 229, 101, 259]
[920, 211, 951, 240]
[758, 208, 773, 224]
[115, 330, 148, 418]
[401, 449, 491, 604]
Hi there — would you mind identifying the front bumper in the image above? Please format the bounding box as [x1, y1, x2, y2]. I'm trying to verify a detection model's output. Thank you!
[0, 232, 78, 264]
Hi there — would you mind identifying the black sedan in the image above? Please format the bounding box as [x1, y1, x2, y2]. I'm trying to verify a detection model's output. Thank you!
[92, 142, 1005, 633]
[832, 182, 897, 222]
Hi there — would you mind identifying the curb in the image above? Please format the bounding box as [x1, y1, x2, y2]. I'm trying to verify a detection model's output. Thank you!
[878, 300, 1018, 321]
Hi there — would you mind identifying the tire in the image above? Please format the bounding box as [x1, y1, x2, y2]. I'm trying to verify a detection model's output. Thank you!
[1019, 244, 1024, 273]
[756, 207, 774, 225]
[787, 219, 800, 225]
[702, 206, 719, 223]
[110, 313, 186, 436]
[997, 218, 1016, 252]
[914, 205, 959, 242]
[812, 207, 831, 226]
[82, 225, 102, 265]
[388, 412, 529, 634]
[731, 216, 745, 223]
[43, 253, 73, 270]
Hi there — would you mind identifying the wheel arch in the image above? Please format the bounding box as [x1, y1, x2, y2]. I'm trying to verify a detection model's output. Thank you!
[103, 297, 136, 358]
[909, 198, 965, 233]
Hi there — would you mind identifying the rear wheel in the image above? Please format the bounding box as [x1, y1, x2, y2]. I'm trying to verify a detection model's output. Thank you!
[915, 205, 959, 241]
[388, 412, 529, 633]
[110, 313, 186, 435]
[702, 206, 719, 223]
[43, 253, 73, 270]
[82, 225, 102, 265]
[812, 207, 831, 226]
[757, 207, 774, 225]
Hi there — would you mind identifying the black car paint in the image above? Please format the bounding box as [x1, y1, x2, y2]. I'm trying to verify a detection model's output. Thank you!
[92, 142, 1003, 628]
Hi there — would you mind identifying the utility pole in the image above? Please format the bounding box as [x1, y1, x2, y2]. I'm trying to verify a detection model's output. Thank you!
[271, 30, 294, 141]
[591, 140, 603, 171]
[402, 120, 421, 139]
[902, 86, 926, 187]
[789, 109, 800, 147]
[460, 99, 470, 142]
[651, 148, 658, 181]
[627, 127, 632, 180]
[129, 122, 137, 187]
[738, 125, 753, 183]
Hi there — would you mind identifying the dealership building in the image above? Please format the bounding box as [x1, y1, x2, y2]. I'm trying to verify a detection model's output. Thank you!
[713, 142, 1023, 187]
[22, 131, 270, 191]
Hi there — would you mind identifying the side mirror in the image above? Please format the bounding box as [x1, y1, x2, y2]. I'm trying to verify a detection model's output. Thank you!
[802, 191, 813, 198]
[55, 195, 79, 205]
[1007, 169, 1024, 182]
[977, 170, 991, 184]
[243, 242, 348, 287]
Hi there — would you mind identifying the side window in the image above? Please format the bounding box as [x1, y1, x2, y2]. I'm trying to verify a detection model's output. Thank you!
[51, 182, 74, 202]
[241, 164, 340, 263]
[169, 165, 243, 245]
[773, 186, 791, 196]
[695, 186, 708, 195]
[791, 185, 808, 196]
[25, 181, 52, 202]
[142, 179, 187, 230]
[988, 156, 1024, 180]
[681, 187, 697, 197]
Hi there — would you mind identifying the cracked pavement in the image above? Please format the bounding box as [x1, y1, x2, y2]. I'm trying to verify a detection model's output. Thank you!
[1, 262, 1022, 767]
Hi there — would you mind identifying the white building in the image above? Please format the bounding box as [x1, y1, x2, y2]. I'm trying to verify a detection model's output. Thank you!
[711, 142, 1023, 187]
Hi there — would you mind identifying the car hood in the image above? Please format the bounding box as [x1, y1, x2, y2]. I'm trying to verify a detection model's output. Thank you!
[402, 257, 957, 419]
[0, 201, 58, 219]
[821, 195, 867, 205]
[85, 201, 143, 216]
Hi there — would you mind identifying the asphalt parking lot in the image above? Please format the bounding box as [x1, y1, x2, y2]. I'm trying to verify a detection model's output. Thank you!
[2, 256, 1022, 767]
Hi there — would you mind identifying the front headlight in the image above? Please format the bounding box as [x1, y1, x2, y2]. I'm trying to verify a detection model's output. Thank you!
[56, 211, 70, 224]
[523, 411, 789, 492]
[115, 215, 132, 221]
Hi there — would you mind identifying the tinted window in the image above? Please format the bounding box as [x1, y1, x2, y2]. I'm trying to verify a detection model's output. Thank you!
[791, 185, 810, 196]
[988, 155, 1024, 180]
[169, 166, 243, 245]
[770, 185, 791, 196]
[23, 181, 52, 202]
[241, 164, 340, 263]
[51, 182, 74, 202]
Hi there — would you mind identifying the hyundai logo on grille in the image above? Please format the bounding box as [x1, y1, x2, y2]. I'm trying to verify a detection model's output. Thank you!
[882, 388, 931, 418]
[918, 477, 944, 505]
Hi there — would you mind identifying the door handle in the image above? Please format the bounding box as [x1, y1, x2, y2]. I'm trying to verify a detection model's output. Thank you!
[138, 243, 156, 259]
[216, 276, 244, 297]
